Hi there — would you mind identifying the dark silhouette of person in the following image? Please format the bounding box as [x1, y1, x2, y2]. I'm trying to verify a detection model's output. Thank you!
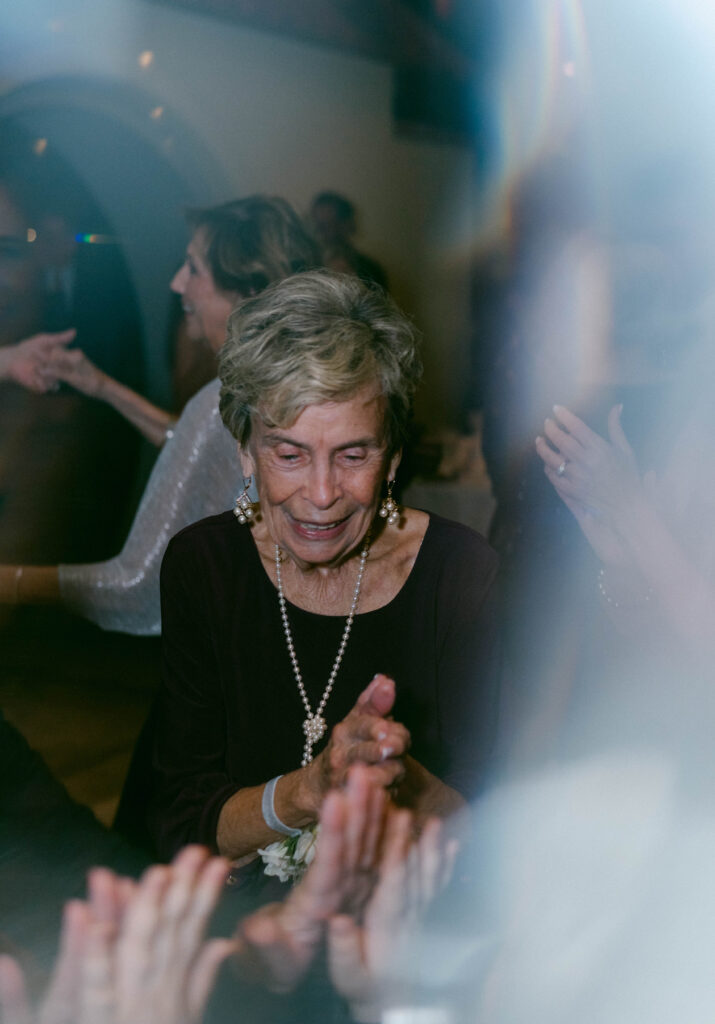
[309, 191, 388, 290]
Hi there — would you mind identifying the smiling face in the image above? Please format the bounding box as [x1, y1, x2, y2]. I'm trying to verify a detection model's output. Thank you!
[241, 386, 400, 571]
[170, 230, 237, 352]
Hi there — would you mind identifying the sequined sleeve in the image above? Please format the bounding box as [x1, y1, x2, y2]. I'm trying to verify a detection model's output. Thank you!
[58, 379, 240, 635]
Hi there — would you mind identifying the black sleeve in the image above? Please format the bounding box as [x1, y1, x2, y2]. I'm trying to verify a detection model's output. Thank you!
[0, 713, 147, 964]
[434, 530, 502, 799]
[148, 529, 239, 858]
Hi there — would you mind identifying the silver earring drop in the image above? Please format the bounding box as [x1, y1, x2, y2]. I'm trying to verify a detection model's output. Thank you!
[378, 479, 399, 526]
[233, 476, 256, 524]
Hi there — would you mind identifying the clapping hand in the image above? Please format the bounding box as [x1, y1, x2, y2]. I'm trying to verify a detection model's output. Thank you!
[309, 674, 410, 800]
[236, 763, 459, 1019]
[535, 404, 647, 567]
[0, 848, 236, 1024]
[236, 764, 389, 992]
[327, 812, 459, 1021]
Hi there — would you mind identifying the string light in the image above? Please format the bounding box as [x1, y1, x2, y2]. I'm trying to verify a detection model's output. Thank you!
[73, 233, 114, 245]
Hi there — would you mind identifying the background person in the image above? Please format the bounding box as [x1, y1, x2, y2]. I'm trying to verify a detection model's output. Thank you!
[309, 191, 388, 291]
[0, 196, 319, 635]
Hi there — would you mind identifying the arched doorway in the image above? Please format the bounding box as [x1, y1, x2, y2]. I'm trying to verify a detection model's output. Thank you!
[0, 75, 228, 403]
[0, 76, 228, 563]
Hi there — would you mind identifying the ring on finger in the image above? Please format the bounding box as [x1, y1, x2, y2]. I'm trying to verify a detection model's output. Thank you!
[556, 460, 567, 477]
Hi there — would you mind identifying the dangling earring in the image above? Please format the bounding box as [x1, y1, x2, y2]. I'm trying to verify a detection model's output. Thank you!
[234, 476, 257, 524]
[378, 478, 399, 526]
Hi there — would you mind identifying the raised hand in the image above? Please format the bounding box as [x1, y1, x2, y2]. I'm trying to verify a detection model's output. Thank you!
[237, 765, 389, 992]
[43, 347, 106, 399]
[327, 811, 460, 1021]
[0, 848, 235, 1024]
[535, 404, 647, 566]
[0, 330, 75, 393]
[0, 899, 91, 1024]
[310, 674, 410, 799]
[105, 847, 234, 1024]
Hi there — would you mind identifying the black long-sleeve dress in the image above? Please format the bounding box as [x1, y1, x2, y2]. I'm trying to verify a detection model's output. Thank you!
[149, 511, 501, 859]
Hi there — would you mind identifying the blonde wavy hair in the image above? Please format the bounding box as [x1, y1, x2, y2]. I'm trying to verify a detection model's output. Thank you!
[187, 195, 319, 298]
[218, 270, 422, 455]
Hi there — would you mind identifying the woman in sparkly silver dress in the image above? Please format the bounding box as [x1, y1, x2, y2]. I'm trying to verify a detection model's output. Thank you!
[0, 197, 318, 633]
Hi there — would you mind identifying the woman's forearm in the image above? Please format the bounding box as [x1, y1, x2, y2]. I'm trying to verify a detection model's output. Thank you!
[394, 756, 466, 819]
[216, 766, 320, 861]
[615, 498, 715, 646]
[95, 374, 176, 447]
[0, 565, 60, 604]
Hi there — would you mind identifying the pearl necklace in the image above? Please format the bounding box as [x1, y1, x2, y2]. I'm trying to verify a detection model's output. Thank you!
[275, 536, 370, 767]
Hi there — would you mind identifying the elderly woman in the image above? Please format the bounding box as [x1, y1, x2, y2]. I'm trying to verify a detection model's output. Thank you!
[0, 197, 318, 633]
[149, 270, 500, 862]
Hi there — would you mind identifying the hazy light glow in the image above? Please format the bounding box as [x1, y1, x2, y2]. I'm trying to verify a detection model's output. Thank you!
[475, 0, 591, 244]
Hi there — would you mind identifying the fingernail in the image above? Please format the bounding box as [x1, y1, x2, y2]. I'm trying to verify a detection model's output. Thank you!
[618, 403, 624, 415]
[377, 729, 388, 741]
[381, 746, 394, 760]
[553, 404, 563, 414]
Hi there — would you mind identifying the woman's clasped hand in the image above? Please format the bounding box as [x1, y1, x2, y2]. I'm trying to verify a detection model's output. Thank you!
[309, 674, 410, 798]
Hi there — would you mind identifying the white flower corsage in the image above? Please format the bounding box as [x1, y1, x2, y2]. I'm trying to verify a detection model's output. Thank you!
[258, 824, 319, 884]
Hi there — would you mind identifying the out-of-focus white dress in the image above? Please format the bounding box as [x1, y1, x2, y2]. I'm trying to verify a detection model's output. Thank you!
[58, 379, 239, 635]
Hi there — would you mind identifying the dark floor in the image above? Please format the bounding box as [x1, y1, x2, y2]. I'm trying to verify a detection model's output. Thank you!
[0, 606, 159, 825]
[0, 382, 156, 827]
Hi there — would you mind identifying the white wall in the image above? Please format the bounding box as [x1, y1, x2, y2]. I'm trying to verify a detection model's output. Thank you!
[1, 0, 475, 427]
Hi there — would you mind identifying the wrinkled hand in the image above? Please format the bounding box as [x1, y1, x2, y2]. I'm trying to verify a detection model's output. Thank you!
[44, 347, 106, 398]
[1, 330, 75, 393]
[311, 675, 410, 799]
[237, 765, 389, 992]
[328, 811, 459, 1019]
[535, 404, 647, 566]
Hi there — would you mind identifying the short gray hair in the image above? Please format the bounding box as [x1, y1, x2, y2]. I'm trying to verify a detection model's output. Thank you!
[219, 270, 422, 455]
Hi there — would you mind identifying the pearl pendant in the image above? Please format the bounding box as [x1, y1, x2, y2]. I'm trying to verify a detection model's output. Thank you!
[303, 714, 327, 745]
